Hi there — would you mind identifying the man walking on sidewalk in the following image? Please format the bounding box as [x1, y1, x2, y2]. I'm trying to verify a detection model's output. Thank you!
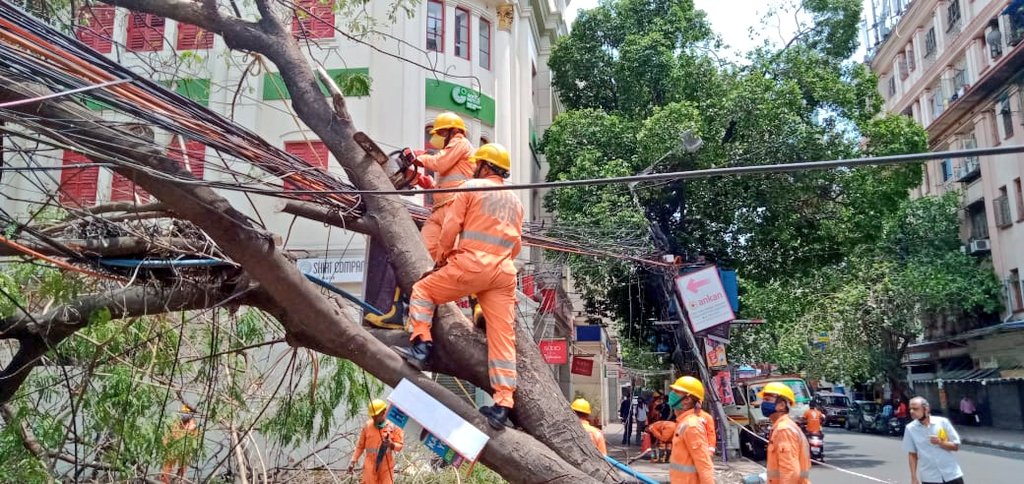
[904, 396, 964, 484]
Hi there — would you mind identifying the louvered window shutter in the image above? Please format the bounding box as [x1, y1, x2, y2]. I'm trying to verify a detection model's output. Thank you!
[75, 7, 115, 53]
[168, 137, 206, 180]
[59, 151, 99, 206]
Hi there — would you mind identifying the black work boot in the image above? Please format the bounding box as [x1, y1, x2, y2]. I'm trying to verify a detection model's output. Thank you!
[479, 405, 512, 430]
[392, 339, 432, 371]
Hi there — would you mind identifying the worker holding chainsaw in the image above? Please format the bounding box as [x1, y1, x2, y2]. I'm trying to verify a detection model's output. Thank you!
[393, 143, 523, 430]
[348, 399, 405, 484]
[406, 112, 477, 261]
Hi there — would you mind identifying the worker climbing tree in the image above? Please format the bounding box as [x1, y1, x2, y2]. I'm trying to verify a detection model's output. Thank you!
[393, 143, 523, 430]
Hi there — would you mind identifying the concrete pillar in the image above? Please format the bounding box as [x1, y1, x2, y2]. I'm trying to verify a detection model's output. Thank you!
[493, 5, 514, 154]
[966, 39, 981, 84]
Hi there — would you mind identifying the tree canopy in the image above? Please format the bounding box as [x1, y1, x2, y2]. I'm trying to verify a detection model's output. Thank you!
[543, 0, 998, 384]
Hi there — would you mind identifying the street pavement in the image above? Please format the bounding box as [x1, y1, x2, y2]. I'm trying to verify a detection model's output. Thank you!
[804, 427, 1024, 483]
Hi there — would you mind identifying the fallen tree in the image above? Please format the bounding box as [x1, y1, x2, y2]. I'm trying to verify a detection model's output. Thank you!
[0, 1, 615, 480]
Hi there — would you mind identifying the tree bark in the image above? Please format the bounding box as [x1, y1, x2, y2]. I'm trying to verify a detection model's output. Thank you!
[98, 2, 614, 479]
[0, 276, 256, 404]
[0, 78, 612, 482]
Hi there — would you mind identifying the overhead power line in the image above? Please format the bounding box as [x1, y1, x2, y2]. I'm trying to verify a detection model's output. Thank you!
[237, 144, 1024, 196]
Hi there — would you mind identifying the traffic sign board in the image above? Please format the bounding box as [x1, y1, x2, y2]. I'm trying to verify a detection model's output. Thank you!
[675, 266, 736, 333]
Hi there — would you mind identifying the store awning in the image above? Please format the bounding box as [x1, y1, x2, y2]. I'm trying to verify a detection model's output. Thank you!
[915, 367, 1024, 384]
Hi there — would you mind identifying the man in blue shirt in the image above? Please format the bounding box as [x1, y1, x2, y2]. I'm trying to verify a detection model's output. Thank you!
[903, 396, 964, 484]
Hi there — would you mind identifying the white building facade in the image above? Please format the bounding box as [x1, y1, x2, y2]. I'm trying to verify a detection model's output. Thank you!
[2, 0, 568, 297]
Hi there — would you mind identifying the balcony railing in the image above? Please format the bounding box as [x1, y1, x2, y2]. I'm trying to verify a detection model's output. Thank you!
[995, 195, 1013, 227]
[956, 157, 981, 183]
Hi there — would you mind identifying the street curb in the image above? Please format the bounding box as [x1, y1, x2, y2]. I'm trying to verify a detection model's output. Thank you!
[960, 437, 1024, 453]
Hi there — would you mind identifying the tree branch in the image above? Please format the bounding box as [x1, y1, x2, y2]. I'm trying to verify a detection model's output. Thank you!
[0, 78, 608, 482]
[0, 277, 256, 403]
[0, 237, 210, 258]
[278, 201, 380, 238]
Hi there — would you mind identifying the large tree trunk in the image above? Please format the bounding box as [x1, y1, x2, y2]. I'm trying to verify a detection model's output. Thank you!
[0, 79, 612, 484]
[102, 1, 611, 480]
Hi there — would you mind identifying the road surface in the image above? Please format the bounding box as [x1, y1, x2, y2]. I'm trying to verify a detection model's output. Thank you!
[803, 427, 1024, 483]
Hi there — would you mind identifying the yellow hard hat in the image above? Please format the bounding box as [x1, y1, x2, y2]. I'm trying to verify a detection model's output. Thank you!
[180, 404, 193, 413]
[368, 399, 388, 417]
[470, 143, 511, 174]
[758, 382, 796, 405]
[431, 112, 467, 134]
[571, 398, 592, 415]
[670, 376, 705, 401]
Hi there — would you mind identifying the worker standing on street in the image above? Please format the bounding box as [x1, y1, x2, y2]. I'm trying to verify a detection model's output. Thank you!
[668, 376, 714, 484]
[348, 399, 405, 484]
[393, 143, 523, 430]
[760, 382, 812, 484]
[415, 112, 476, 261]
[572, 398, 607, 455]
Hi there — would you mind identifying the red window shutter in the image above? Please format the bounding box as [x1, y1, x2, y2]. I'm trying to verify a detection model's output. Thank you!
[110, 172, 150, 203]
[167, 137, 206, 180]
[292, 0, 335, 39]
[521, 274, 536, 299]
[127, 12, 165, 52]
[59, 151, 99, 206]
[176, 23, 214, 50]
[75, 6, 115, 53]
[539, 288, 557, 313]
[284, 141, 328, 191]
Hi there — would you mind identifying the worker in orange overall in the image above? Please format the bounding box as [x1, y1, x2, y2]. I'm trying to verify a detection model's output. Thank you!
[759, 382, 812, 484]
[684, 399, 717, 456]
[160, 404, 199, 484]
[668, 376, 714, 484]
[416, 112, 476, 261]
[393, 143, 523, 430]
[572, 398, 607, 455]
[645, 419, 677, 462]
[347, 399, 405, 484]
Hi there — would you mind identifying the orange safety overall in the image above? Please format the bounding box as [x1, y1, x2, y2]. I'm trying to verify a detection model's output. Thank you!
[407, 175, 523, 408]
[647, 419, 677, 461]
[669, 413, 715, 484]
[581, 419, 608, 455]
[417, 133, 475, 262]
[803, 409, 823, 434]
[766, 414, 812, 484]
[350, 419, 405, 484]
[685, 408, 717, 454]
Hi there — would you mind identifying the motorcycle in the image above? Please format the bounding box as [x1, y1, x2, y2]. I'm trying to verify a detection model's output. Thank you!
[807, 431, 825, 462]
[888, 417, 906, 436]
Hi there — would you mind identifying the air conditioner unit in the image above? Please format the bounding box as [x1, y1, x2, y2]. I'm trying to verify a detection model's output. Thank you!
[969, 239, 992, 254]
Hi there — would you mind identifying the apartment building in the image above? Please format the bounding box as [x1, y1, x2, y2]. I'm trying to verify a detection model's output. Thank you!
[866, 0, 1024, 429]
[2, 0, 567, 293]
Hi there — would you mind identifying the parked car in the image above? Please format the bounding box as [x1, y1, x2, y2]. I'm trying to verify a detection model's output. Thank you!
[813, 392, 853, 427]
[845, 400, 880, 432]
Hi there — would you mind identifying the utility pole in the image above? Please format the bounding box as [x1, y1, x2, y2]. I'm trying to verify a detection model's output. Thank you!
[628, 132, 732, 459]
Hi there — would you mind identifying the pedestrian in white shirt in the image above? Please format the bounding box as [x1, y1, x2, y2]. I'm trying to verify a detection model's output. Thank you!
[634, 399, 648, 445]
[903, 396, 965, 484]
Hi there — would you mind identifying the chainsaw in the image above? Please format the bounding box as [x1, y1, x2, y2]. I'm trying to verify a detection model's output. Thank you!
[353, 131, 435, 191]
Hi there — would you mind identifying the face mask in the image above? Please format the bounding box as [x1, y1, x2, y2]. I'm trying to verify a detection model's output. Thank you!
[668, 392, 685, 410]
[760, 401, 777, 418]
[429, 133, 445, 149]
[375, 420, 387, 429]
